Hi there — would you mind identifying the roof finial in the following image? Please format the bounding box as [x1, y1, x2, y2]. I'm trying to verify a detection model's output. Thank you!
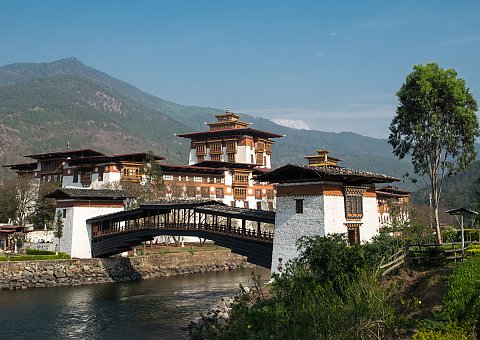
[225, 107, 230, 113]
[67, 142, 70, 150]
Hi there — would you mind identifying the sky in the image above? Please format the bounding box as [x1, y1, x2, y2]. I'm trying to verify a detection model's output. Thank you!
[1, 1, 480, 138]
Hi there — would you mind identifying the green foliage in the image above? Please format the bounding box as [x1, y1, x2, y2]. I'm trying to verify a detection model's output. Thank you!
[464, 229, 480, 242]
[218, 234, 397, 339]
[442, 226, 459, 243]
[0, 179, 19, 222]
[54, 210, 64, 251]
[29, 181, 60, 229]
[389, 63, 479, 243]
[389, 63, 479, 176]
[443, 255, 480, 335]
[0, 57, 421, 184]
[26, 248, 56, 255]
[413, 321, 470, 340]
[0, 253, 70, 261]
[466, 244, 480, 255]
[142, 150, 164, 190]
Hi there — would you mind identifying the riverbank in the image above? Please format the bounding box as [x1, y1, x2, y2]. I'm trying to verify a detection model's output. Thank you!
[0, 250, 253, 290]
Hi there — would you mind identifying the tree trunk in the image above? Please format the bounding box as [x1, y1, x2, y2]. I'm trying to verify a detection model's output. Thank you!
[431, 176, 442, 244]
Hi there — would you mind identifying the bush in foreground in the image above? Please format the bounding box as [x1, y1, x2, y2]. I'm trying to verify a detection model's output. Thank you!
[215, 234, 396, 339]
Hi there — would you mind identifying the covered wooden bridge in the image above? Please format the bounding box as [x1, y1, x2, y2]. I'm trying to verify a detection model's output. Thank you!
[87, 200, 275, 268]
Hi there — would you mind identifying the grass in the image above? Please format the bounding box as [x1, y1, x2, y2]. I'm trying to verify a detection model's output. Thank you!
[0, 253, 70, 261]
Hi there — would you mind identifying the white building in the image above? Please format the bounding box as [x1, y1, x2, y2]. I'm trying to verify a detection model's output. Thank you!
[46, 188, 132, 258]
[258, 150, 399, 273]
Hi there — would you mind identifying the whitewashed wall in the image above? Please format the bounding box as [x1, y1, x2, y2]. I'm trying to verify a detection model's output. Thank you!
[54, 205, 124, 258]
[271, 187, 381, 274]
[271, 194, 326, 274]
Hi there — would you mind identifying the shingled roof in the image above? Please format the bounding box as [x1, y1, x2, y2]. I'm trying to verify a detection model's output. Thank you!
[256, 164, 399, 185]
[46, 188, 134, 200]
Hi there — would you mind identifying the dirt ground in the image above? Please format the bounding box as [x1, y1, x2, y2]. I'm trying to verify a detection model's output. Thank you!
[386, 266, 452, 318]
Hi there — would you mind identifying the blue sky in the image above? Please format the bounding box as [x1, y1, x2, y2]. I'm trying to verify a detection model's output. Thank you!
[1, 1, 480, 138]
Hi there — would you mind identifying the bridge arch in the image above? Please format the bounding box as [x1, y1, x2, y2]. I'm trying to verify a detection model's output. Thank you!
[87, 200, 275, 268]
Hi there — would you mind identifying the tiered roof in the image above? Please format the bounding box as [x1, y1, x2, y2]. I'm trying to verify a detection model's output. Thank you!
[176, 108, 283, 140]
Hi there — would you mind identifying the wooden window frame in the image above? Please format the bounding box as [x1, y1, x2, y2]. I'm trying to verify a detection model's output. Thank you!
[295, 199, 304, 213]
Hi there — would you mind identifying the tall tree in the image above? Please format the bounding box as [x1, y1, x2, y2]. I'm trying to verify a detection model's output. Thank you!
[15, 176, 38, 228]
[54, 210, 64, 253]
[0, 179, 19, 223]
[389, 63, 479, 244]
[29, 181, 61, 230]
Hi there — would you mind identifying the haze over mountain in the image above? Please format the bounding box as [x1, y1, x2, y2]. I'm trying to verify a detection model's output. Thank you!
[0, 57, 464, 187]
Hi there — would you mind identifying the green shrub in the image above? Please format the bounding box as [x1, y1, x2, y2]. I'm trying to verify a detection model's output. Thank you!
[413, 321, 470, 340]
[466, 244, 480, 256]
[443, 255, 480, 335]
[464, 229, 480, 242]
[217, 234, 397, 339]
[442, 226, 460, 243]
[26, 248, 56, 255]
[0, 253, 70, 261]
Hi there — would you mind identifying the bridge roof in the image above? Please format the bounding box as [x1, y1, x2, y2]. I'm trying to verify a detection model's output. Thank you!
[86, 199, 275, 224]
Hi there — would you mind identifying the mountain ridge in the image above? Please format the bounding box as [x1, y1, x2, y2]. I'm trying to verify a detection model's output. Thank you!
[0, 57, 438, 185]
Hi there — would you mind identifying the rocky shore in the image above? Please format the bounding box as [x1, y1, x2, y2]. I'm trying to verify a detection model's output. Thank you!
[0, 250, 253, 290]
[189, 286, 252, 338]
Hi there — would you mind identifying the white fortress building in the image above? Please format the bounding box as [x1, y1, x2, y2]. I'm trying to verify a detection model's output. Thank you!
[257, 150, 399, 273]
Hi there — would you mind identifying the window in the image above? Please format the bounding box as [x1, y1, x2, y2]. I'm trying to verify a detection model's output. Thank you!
[209, 142, 222, 154]
[197, 155, 205, 163]
[163, 175, 173, 181]
[295, 199, 304, 213]
[201, 187, 210, 198]
[211, 154, 222, 161]
[216, 188, 224, 198]
[98, 167, 104, 181]
[226, 141, 237, 153]
[227, 154, 235, 163]
[244, 201, 249, 209]
[256, 153, 263, 165]
[62, 209, 67, 218]
[234, 187, 247, 199]
[73, 169, 79, 183]
[194, 176, 203, 183]
[254, 189, 262, 199]
[256, 201, 262, 210]
[195, 143, 206, 155]
[186, 186, 196, 197]
[345, 195, 363, 219]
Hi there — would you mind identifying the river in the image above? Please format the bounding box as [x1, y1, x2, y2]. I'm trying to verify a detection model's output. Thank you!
[0, 267, 270, 339]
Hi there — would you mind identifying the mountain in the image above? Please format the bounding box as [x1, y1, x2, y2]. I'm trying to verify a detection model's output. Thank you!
[0, 57, 454, 186]
[412, 160, 480, 210]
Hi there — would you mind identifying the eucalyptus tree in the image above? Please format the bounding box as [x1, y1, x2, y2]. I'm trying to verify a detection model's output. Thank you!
[389, 63, 479, 244]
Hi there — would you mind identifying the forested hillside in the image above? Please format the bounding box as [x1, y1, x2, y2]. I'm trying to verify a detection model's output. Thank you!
[412, 160, 480, 209]
[0, 57, 475, 187]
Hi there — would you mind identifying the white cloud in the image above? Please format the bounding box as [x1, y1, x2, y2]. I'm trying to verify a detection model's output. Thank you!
[271, 119, 310, 130]
[239, 105, 396, 139]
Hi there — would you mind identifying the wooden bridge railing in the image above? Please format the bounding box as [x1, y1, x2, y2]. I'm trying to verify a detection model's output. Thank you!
[92, 220, 274, 243]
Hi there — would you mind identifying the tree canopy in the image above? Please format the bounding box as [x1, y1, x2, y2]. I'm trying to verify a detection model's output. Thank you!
[389, 63, 479, 243]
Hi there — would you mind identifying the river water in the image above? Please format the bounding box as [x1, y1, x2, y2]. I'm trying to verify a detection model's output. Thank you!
[0, 267, 270, 339]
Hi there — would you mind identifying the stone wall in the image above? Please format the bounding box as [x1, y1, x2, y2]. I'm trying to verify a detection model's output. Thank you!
[0, 250, 252, 290]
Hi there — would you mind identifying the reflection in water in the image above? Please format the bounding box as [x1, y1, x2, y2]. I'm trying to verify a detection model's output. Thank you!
[0, 267, 270, 339]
